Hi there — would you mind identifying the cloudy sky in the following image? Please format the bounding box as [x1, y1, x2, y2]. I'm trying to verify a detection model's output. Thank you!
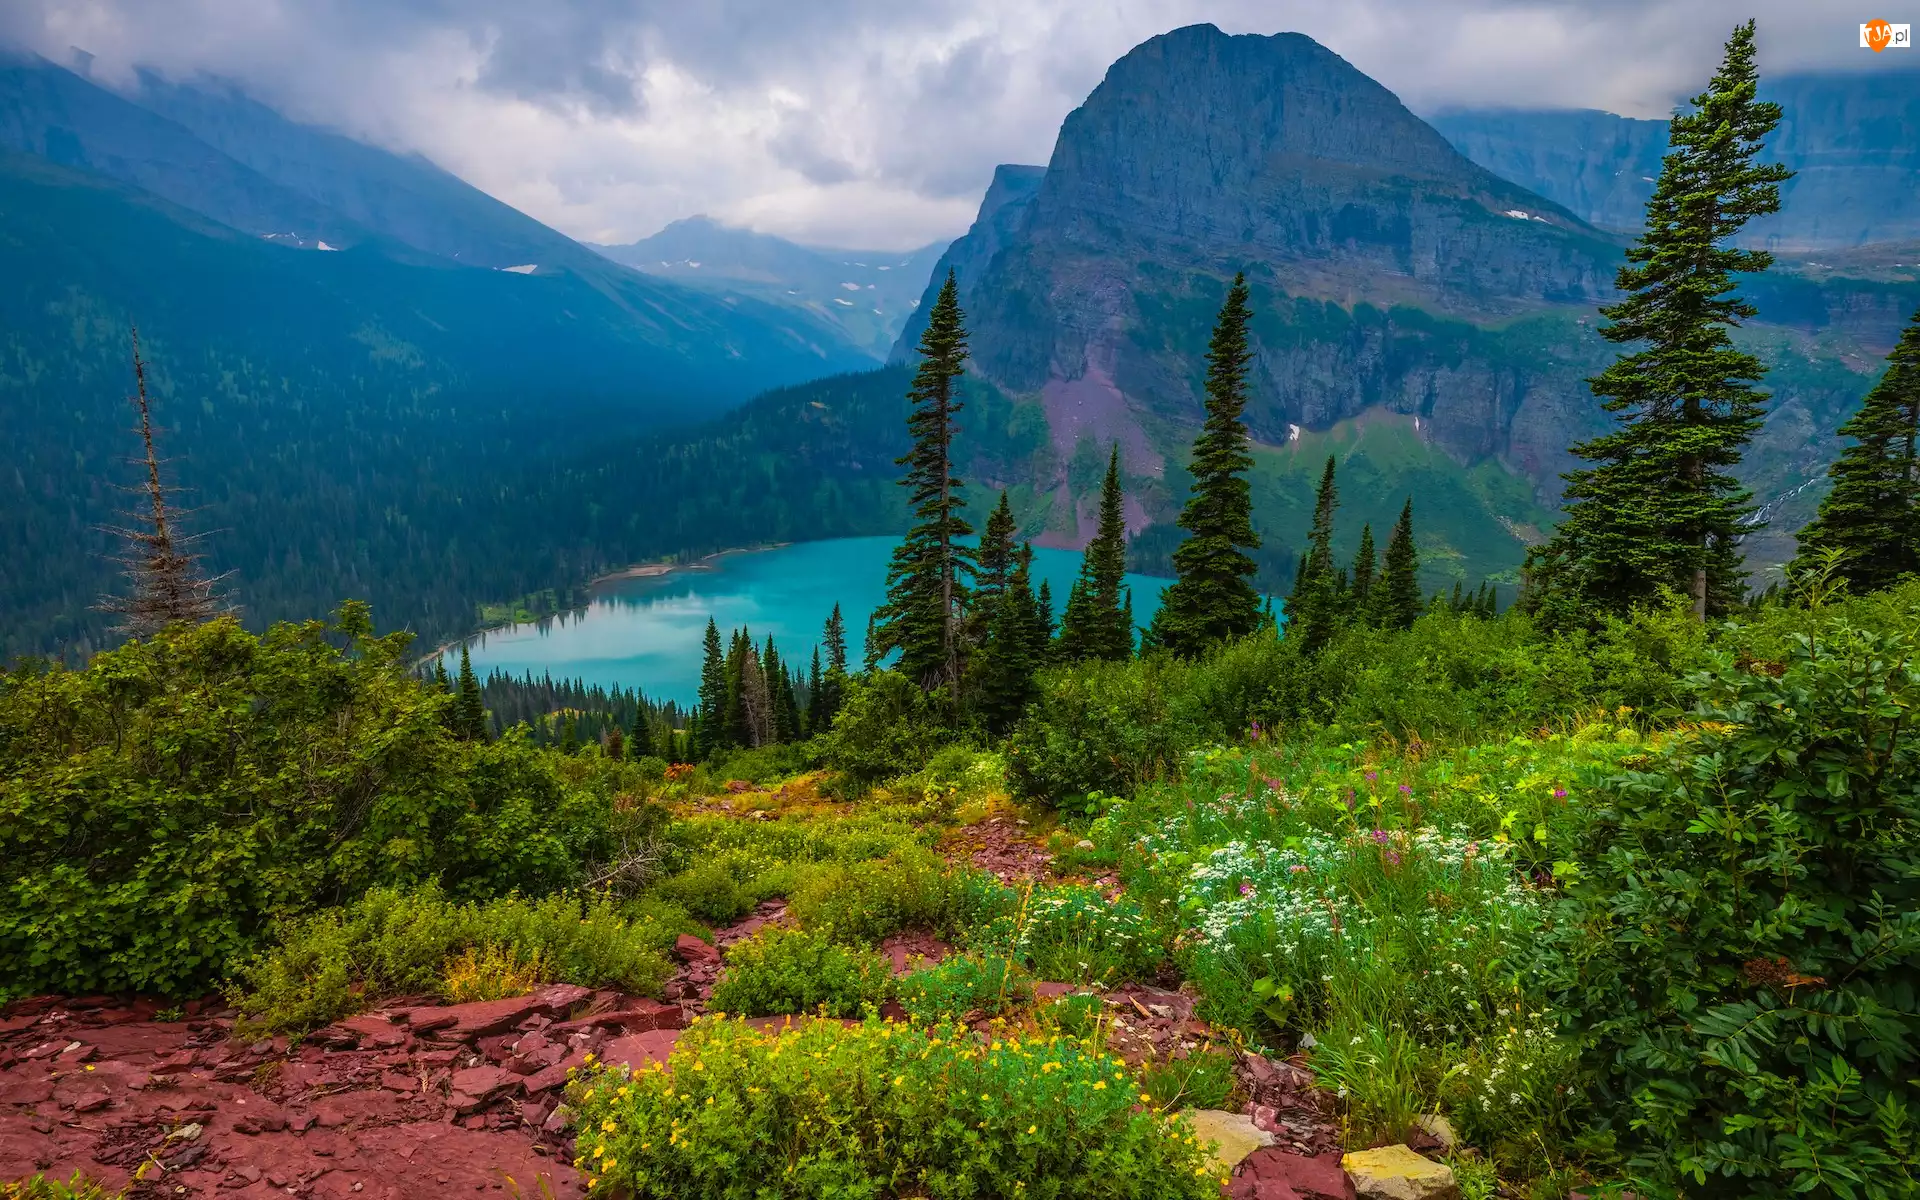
[0, 1, 1892, 249]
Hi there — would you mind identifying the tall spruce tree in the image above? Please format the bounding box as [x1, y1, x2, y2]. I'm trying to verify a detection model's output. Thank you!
[1350, 524, 1377, 617]
[876, 270, 975, 691]
[1375, 500, 1422, 631]
[805, 647, 826, 736]
[816, 604, 849, 729]
[1289, 456, 1342, 654]
[1057, 445, 1134, 662]
[1793, 307, 1920, 593]
[455, 647, 488, 741]
[764, 635, 797, 743]
[724, 628, 752, 749]
[977, 491, 1018, 602]
[1534, 21, 1793, 620]
[695, 618, 726, 759]
[1149, 274, 1263, 655]
[972, 542, 1046, 734]
[628, 705, 654, 759]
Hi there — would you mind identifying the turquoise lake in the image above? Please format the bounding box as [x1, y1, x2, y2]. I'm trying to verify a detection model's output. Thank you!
[457, 536, 1178, 706]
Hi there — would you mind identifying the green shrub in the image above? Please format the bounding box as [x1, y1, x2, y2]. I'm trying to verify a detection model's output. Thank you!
[1137, 1046, 1238, 1112]
[568, 1016, 1224, 1199]
[709, 742, 813, 785]
[234, 884, 674, 1032]
[896, 954, 1030, 1024]
[0, 607, 617, 998]
[788, 851, 1008, 943]
[1542, 608, 1920, 1198]
[820, 670, 947, 788]
[707, 927, 890, 1017]
[1007, 656, 1201, 805]
[654, 861, 754, 925]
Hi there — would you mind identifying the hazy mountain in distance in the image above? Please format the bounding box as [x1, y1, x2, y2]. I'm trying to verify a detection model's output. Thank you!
[596, 217, 946, 359]
[1429, 71, 1920, 249]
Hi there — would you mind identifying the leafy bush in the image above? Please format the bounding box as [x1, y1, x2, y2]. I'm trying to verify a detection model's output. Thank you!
[568, 1016, 1225, 1199]
[707, 927, 890, 1017]
[708, 742, 813, 785]
[1006, 656, 1201, 806]
[820, 670, 947, 788]
[654, 861, 755, 925]
[234, 884, 673, 1032]
[788, 851, 1008, 943]
[0, 607, 618, 998]
[1542, 609, 1920, 1198]
[896, 954, 1030, 1024]
[1136, 1047, 1238, 1112]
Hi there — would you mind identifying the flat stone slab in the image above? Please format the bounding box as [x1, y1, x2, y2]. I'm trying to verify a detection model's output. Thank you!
[1187, 1108, 1274, 1173]
[1342, 1145, 1460, 1200]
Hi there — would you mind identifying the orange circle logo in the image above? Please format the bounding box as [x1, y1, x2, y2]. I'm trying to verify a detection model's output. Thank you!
[1866, 18, 1894, 50]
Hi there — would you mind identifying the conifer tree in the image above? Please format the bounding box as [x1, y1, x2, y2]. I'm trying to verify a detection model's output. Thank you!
[739, 635, 773, 748]
[763, 636, 795, 743]
[629, 705, 654, 759]
[862, 613, 882, 673]
[1149, 274, 1262, 655]
[1035, 578, 1057, 649]
[815, 605, 850, 730]
[1289, 456, 1342, 654]
[433, 660, 452, 693]
[1057, 446, 1134, 661]
[696, 619, 727, 758]
[1350, 524, 1377, 617]
[805, 647, 825, 735]
[1375, 500, 1422, 631]
[724, 628, 751, 750]
[977, 491, 1018, 602]
[455, 647, 488, 741]
[1534, 21, 1793, 620]
[98, 327, 233, 636]
[1793, 307, 1920, 592]
[973, 542, 1046, 734]
[681, 714, 700, 765]
[876, 270, 975, 692]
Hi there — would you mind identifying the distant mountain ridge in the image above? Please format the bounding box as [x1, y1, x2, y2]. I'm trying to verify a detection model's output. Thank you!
[595, 217, 945, 359]
[1430, 71, 1920, 248]
[0, 51, 875, 657]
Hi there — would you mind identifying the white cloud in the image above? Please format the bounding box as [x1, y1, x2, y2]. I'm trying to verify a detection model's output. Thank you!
[0, 0, 1888, 249]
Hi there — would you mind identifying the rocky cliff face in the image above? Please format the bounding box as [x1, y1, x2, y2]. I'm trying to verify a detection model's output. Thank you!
[896, 26, 1624, 504]
[891, 26, 1915, 581]
[1431, 72, 1920, 250]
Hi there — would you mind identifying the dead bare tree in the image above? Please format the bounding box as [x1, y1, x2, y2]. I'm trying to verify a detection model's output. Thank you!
[97, 326, 235, 636]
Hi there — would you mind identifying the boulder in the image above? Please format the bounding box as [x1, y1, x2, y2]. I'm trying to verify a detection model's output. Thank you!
[1341, 1146, 1460, 1200]
[1187, 1109, 1274, 1174]
[1232, 1150, 1356, 1200]
[448, 1065, 521, 1113]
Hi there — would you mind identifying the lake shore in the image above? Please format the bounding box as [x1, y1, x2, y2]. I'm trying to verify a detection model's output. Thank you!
[589, 543, 790, 588]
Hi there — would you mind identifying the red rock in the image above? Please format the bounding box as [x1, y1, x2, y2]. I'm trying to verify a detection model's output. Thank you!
[395, 985, 592, 1043]
[0, 1015, 41, 1034]
[674, 935, 721, 966]
[158, 1049, 198, 1071]
[546, 999, 684, 1038]
[0, 1077, 54, 1104]
[67, 1089, 111, 1113]
[599, 1028, 682, 1072]
[1032, 982, 1079, 1002]
[521, 1064, 570, 1095]
[381, 1073, 418, 1093]
[1233, 1150, 1355, 1200]
[451, 1065, 520, 1102]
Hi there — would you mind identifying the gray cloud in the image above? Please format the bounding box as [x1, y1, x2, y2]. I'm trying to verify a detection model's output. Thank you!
[0, 0, 1894, 248]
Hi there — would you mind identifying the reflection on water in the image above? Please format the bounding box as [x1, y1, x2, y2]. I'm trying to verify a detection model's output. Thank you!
[455, 536, 1174, 706]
